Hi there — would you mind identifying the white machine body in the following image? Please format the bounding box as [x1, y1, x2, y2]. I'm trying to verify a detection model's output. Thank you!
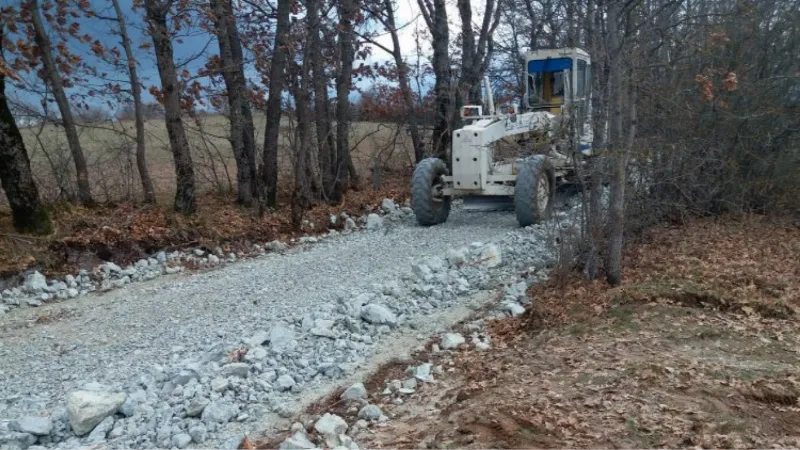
[441, 47, 593, 198]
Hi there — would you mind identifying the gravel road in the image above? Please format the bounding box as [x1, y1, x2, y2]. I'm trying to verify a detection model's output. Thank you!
[1, 202, 558, 448]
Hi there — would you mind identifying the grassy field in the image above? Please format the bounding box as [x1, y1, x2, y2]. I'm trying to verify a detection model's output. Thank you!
[17, 114, 417, 204]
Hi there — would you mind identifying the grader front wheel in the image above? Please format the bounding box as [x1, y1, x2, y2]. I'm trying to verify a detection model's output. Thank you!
[411, 158, 451, 226]
[514, 155, 555, 227]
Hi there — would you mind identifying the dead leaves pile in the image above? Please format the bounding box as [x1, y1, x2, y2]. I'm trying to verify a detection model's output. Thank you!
[0, 180, 410, 277]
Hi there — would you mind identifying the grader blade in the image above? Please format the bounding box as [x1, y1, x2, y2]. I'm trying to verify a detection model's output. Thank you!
[461, 195, 515, 212]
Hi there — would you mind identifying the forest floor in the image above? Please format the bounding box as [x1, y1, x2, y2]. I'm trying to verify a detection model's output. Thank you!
[287, 215, 800, 449]
[0, 174, 411, 285]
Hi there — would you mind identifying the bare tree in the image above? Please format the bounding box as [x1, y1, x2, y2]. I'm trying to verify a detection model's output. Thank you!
[144, 0, 196, 213]
[227, 6, 259, 204]
[287, 31, 313, 228]
[307, 0, 337, 198]
[210, 0, 257, 206]
[417, 0, 451, 161]
[457, 0, 503, 105]
[362, 0, 425, 162]
[0, 32, 51, 235]
[27, 0, 94, 206]
[111, 0, 156, 204]
[330, 0, 360, 202]
[261, 0, 292, 210]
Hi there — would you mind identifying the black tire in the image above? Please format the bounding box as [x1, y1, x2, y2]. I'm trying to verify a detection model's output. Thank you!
[411, 158, 451, 226]
[514, 155, 555, 227]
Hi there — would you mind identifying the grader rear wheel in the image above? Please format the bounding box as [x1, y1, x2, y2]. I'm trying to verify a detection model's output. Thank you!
[411, 158, 451, 226]
[514, 155, 555, 227]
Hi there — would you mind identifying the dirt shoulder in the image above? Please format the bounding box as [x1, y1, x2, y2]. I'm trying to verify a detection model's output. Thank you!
[274, 216, 800, 449]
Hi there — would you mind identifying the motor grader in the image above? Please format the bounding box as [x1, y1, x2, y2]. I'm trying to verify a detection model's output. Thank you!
[411, 47, 593, 227]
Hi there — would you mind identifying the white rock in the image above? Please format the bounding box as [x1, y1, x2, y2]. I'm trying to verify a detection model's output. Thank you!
[381, 198, 397, 213]
[211, 377, 230, 393]
[9, 416, 53, 436]
[502, 302, 526, 317]
[269, 323, 295, 352]
[0, 432, 37, 449]
[185, 397, 210, 417]
[208, 254, 220, 264]
[264, 370, 278, 383]
[222, 433, 246, 450]
[244, 346, 267, 362]
[276, 375, 296, 391]
[310, 319, 336, 339]
[357, 404, 383, 421]
[67, 288, 79, 298]
[360, 304, 397, 326]
[344, 218, 357, 232]
[365, 214, 383, 231]
[446, 248, 468, 267]
[24, 271, 48, 293]
[189, 423, 208, 443]
[172, 433, 192, 449]
[441, 333, 465, 350]
[201, 400, 235, 424]
[247, 330, 270, 348]
[102, 262, 122, 273]
[411, 263, 432, 279]
[341, 382, 367, 401]
[266, 240, 288, 252]
[194, 249, 205, 256]
[66, 390, 127, 436]
[410, 363, 434, 382]
[314, 413, 348, 436]
[475, 341, 491, 351]
[220, 363, 250, 378]
[279, 430, 316, 450]
[86, 416, 114, 443]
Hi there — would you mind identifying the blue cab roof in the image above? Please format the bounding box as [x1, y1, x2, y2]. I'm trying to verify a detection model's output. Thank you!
[528, 57, 572, 73]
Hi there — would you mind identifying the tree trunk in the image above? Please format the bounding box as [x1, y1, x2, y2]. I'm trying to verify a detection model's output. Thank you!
[307, 0, 336, 199]
[144, 0, 196, 214]
[28, 0, 94, 206]
[584, 0, 605, 280]
[417, 0, 451, 162]
[288, 58, 312, 228]
[111, 0, 156, 204]
[330, 0, 359, 203]
[605, 0, 624, 286]
[261, 0, 291, 210]
[0, 70, 52, 235]
[226, 8, 258, 201]
[381, 0, 424, 162]
[211, 0, 255, 206]
[457, 0, 477, 105]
